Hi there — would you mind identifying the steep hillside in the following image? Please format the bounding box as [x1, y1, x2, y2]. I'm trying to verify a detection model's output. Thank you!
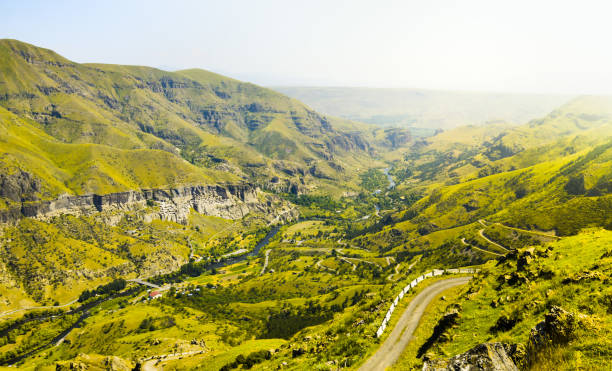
[2, 40, 612, 371]
[387, 96, 612, 185]
[0, 39, 376, 315]
[1, 92, 611, 369]
[0, 39, 379, 204]
[0, 106, 230, 208]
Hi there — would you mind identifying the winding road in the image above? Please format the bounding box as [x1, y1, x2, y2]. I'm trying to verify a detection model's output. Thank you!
[359, 276, 472, 371]
[348, 257, 382, 269]
[315, 259, 336, 273]
[386, 263, 401, 281]
[480, 219, 560, 239]
[461, 237, 504, 257]
[339, 257, 357, 271]
[478, 229, 510, 252]
[0, 298, 79, 319]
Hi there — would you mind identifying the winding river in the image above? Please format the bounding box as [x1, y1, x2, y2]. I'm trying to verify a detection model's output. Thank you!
[207, 226, 279, 270]
[383, 167, 396, 189]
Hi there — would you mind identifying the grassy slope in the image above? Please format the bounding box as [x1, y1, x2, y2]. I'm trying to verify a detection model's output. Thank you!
[2, 41, 612, 371]
[0, 107, 228, 202]
[355, 97, 612, 261]
[0, 213, 195, 310]
[0, 39, 379, 205]
[404, 229, 612, 370]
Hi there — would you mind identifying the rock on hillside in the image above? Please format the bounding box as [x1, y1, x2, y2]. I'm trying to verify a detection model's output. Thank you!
[423, 343, 521, 371]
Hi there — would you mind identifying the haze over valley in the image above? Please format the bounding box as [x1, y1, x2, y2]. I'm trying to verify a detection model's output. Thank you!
[273, 87, 572, 131]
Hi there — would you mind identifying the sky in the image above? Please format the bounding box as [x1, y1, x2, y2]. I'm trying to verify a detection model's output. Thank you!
[2, 0, 612, 94]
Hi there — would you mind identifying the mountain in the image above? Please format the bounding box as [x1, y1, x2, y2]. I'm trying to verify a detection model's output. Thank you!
[0, 39, 379, 205]
[274, 86, 571, 131]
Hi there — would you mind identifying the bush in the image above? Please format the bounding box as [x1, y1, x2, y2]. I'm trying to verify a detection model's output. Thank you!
[220, 350, 272, 370]
[565, 175, 585, 195]
[78, 278, 126, 302]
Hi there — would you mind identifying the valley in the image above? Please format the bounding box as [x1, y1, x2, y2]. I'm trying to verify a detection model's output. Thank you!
[0, 39, 610, 371]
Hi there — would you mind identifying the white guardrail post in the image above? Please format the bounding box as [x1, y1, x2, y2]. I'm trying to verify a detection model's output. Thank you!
[375, 267, 479, 337]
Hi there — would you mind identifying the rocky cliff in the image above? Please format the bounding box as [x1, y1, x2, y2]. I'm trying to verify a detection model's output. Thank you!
[0, 183, 297, 225]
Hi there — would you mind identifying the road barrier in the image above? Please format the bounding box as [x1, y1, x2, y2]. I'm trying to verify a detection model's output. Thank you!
[375, 267, 479, 338]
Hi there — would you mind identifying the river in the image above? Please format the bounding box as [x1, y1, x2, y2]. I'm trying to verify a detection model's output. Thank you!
[201, 226, 279, 270]
[383, 167, 395, 189]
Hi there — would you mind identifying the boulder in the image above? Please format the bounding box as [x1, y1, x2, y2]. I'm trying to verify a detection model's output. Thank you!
[55, 362, 88, 371]
[516, 249, 535, 271]
[529, 306, 582, 346]
[291, 347, 306, 358]
[422, 343, 521, 371]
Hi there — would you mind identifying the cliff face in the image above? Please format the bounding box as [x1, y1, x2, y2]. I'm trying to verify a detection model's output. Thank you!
[0, 183, 296, 225]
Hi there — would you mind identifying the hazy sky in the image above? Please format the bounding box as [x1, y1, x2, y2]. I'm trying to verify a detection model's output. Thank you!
[2, 0, 612, 94]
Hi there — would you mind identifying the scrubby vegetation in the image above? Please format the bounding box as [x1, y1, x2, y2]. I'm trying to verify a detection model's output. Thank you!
[78, 279, 126, 302]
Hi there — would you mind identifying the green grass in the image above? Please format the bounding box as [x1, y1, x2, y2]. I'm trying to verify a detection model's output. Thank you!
[0, 107, 230, 200]
[2, 39, 612, 371]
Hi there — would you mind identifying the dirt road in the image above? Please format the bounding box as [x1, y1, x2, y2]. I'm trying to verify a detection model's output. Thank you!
[358, 276, 471, 371]
[461, 237, 504, 257]
[478, 229, 510, 252]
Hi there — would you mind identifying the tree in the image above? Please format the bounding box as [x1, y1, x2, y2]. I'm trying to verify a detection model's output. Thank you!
[565, 175, 585, 195]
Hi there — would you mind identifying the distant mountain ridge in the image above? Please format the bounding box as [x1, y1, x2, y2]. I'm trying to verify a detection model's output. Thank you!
[273, 86, 572, 130]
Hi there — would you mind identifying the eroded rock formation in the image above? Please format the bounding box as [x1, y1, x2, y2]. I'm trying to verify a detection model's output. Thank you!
[0, 183, 298, 225]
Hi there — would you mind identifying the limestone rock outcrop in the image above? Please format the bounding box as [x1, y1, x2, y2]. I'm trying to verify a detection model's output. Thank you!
[422, 343, 521, 371]
[0, 183, 297, 225]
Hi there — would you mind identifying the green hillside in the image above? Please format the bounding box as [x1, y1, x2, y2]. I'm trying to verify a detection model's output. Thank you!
[352, 97, 612, 266]
[0, 106, 229, 206]
[0, 39, 380, 204]
[393, 228, 612, 370]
